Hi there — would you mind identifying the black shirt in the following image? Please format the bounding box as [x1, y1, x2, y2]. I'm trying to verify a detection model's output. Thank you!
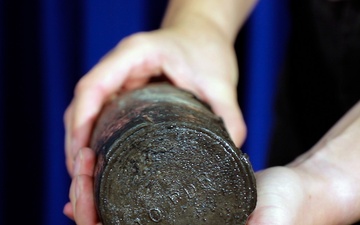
[268, 0, 360, 167]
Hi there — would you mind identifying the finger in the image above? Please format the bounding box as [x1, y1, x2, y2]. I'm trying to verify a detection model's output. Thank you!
[63, 202, 74, 220]
[122, 76, 151, 91]
[70, 65, 127, 158]
[69, 148, 97, 220]
[70, 35, 164, 157]
[73, 147, 97, 177]
[69, 175, 77, 218]
[200, 80, 246, 147]
[160, 53, 246, 146]
[74, 175, 99, 225]
[64, 101, 75, 175]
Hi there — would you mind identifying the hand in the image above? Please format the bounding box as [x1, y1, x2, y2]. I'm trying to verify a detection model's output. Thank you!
[63, 25, 246, 224]
[64, 27, 245, 175]
[247, 167, 311, 225]
[63, 148, 101, 224]
[248, 161, 359, 225]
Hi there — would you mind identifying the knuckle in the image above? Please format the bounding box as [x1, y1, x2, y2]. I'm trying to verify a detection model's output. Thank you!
[74, 76, 89, 96]
[118, 32, 153, 49]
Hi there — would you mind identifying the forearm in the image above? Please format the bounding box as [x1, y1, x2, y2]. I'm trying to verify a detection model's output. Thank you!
[289, 100, 360, 224]
[161, 0, 257, 43]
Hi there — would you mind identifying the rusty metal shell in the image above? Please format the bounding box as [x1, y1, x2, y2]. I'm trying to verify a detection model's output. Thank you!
[90, 83, 257, 225]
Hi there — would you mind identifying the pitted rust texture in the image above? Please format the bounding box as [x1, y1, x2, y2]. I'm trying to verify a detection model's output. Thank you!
[90, 83, 257, 225]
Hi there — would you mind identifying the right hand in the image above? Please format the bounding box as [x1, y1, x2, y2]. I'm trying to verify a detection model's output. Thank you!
[64, 25, 246, 224]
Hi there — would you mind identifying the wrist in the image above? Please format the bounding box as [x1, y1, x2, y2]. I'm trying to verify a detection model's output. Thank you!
[161, 0, 257, 43]
[162, 10, 236, 46]
[290, 150, 360, 225]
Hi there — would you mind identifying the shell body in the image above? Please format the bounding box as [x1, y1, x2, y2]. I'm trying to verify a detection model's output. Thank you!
[90, 83, 257, 225]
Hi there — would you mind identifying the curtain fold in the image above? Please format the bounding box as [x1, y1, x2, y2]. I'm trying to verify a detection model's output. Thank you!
[241, 0, 290, 171]
[2, 0, 45, 223]
[0, 1, 288, 224]
[0, 1, 4, 222]
[40, 0, 84, 224]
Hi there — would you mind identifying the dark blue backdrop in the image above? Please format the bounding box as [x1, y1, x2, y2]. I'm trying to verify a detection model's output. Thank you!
[0, 0, 289, 224]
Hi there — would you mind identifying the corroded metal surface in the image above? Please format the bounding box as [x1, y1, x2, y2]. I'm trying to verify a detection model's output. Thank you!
[90, 83, 257, 225]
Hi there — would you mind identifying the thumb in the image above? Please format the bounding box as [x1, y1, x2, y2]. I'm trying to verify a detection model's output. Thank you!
[200, 81, 246, 147]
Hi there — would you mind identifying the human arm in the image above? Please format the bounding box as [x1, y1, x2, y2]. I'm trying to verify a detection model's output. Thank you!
[248, 100, 360, 225]
[64, 0, 257, 224]
[64, 0, 257, 175]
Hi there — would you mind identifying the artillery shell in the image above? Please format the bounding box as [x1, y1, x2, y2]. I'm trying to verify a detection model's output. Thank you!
[90, 83, 257, 225]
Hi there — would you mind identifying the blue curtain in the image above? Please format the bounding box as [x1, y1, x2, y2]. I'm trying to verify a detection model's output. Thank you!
[0, 0, 288, 224]
[0, 1, 4, 221]
[241, 0, 290, 171]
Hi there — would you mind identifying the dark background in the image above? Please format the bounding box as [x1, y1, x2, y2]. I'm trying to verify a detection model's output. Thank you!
[0, 0, 289, 224]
